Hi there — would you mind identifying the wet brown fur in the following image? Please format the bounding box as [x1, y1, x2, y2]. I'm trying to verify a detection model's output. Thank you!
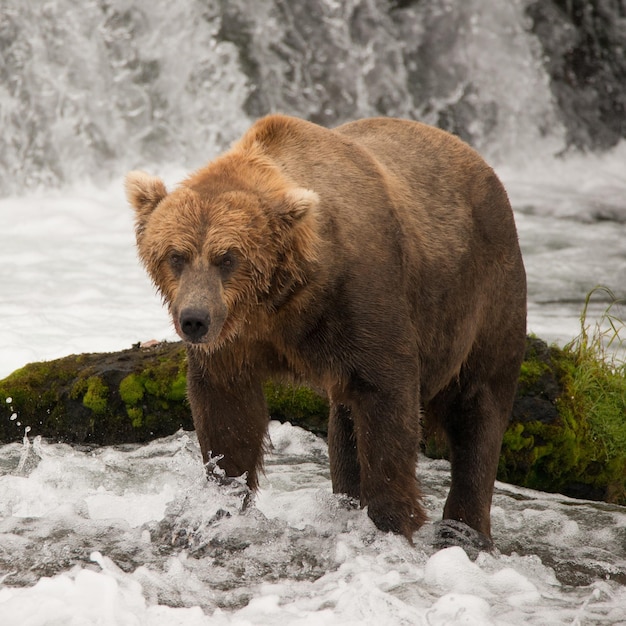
[126, 114, 527, 543]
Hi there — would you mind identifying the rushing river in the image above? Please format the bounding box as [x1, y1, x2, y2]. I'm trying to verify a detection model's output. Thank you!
[1, 423, 626, 624]
[1, 0, 625, 623]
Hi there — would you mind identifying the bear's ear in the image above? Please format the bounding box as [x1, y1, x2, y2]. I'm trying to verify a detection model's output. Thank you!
[279, 187, 321, 265]
[282, 187, 320, 221]
[125, 171, 168, 221]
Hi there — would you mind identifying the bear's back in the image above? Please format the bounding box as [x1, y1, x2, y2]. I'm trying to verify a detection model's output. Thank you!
[336, 117, 521, 265]
[241, 115, 516, 253]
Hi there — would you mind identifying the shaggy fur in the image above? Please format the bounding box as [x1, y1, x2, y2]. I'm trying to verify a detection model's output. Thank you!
[126, 114, 526, 543]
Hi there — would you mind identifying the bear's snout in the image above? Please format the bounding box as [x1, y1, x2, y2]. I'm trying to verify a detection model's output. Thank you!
[179, 308, 211, 343]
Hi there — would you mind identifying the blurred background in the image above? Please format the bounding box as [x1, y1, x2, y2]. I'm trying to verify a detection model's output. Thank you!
[1, 0, 624, 193]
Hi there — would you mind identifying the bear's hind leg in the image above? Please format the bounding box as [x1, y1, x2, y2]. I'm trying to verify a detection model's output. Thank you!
[434, 368, 518, 543]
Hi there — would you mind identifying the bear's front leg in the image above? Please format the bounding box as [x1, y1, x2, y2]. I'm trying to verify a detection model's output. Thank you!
[349, 386, 427, 542]
[328, 402, 361, 499]
[186, 349, 268, 490]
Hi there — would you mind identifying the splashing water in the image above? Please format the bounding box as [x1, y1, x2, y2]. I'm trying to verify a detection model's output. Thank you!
[0, 424, 625, 624]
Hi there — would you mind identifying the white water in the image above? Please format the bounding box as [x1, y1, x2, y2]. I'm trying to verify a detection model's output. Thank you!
[1, 0, 626, 623]
[1, 421, 626, 625]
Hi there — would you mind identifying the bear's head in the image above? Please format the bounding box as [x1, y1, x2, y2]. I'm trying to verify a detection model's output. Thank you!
[125, 168, 320, 350]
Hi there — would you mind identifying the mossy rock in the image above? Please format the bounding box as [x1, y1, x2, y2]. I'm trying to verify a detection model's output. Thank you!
[263, 380, 329, 436]
[512, 336, 562, 424]
[421, 335, 626, 505]
[1, 335, 625, 507]
[497, 336, 626, 504]
[0, 342, 330, 445]
[0, 342, 192, 445]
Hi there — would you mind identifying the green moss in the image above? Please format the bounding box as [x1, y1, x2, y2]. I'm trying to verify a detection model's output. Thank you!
[141, 359, 187, 402]
[500, 288, 626, 503]
[81, 376, 109, 415]
[4, 360, 75, 406]
[127, 406, 144, 428]
[518, 357, 550, 388]
[116, 359, 188, 430]
[264, 380, 329, 434]
[167, 369, 187, 402]
[119, 374, 145, 406]
[501, 422, 533, 453]
[119, 374, 148, 428]
[500, 344, 617, 498]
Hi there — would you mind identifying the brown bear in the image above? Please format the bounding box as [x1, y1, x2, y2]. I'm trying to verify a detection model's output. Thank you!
[125, 114, 526, 545]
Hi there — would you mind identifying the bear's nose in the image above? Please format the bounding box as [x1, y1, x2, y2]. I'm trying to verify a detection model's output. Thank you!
[179, 308, 211, 343]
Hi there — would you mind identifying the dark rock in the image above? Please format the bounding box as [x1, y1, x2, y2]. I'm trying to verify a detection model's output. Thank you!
[526, 0, 626, 151]
[512, 336, 561, 425]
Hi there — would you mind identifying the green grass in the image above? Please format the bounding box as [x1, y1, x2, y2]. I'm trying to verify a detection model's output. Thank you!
[558, 287, 626, 500]
[496, 286, 626, 503]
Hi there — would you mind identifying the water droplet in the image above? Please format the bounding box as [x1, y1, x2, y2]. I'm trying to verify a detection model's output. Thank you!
[5, 397, 12, 403]
[10, 413, 17, 421]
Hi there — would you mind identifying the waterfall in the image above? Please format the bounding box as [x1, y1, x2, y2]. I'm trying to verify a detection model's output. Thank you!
[0, 0, 623, 195]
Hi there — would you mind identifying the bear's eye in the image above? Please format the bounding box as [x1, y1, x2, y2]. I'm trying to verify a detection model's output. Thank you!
[216, 251, 237, 276]
[168, 252, 186, 274]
